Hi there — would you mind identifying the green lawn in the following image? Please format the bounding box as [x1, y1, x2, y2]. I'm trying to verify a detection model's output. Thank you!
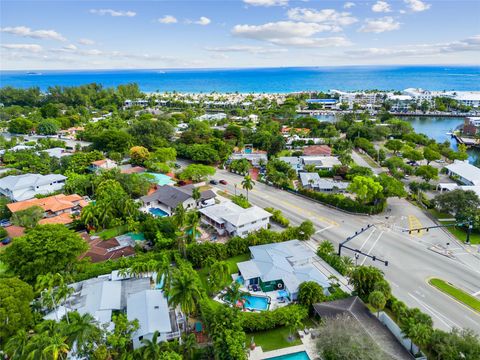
[0, 261, 6, 275]
[246, 326, 302, 352]
[97, 225, 128, 240]
[429, 278, 480, 313]
[446, 227, 480, 245]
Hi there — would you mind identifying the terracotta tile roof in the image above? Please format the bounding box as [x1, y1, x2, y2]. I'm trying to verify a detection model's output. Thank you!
[79, 234, 136, 263]
[7, 194, 84, 214]
[39, 212, 74, 225]
[120, 166, 146, 174]
[5, 225, 25, 238]
[303, 145, 332, 156]
[91, 159, 107, 166]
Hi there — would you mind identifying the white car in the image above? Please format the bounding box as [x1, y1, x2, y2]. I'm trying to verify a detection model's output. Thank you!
[200, 198, 215, 208]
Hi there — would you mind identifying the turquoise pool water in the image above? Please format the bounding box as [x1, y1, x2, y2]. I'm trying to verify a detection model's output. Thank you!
[125, 232, 145, 241]
[145, 172, 175, 186]
[149, 208, 168, 217]
[243, 294, 270, 311]
[265, 351, 310, 360]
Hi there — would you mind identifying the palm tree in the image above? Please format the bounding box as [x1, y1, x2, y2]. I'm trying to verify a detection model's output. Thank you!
[208, 260, 230, 293]
[241, 175, 255, 200]
[181, 333, 197, 360]
[80, 204, 99, 230]
[173, 204, 186, 229]
[138, 331, 162, 359]
[317, 240, 334, 257]
[192, 187, 201, 206]
[185, 211, 200, 243]
[168, 269, 202, 332]
[62, 312, 101, 358]
[155, 254, 174, 296]
[42, 334, 70, 360]
[4, 329, 29, 360]
[221, 282, 247, 307]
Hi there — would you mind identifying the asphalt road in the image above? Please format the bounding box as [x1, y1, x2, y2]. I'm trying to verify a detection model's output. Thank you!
[212, 169, 480, 334]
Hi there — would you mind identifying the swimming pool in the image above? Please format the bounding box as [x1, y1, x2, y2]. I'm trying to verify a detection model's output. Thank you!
[243, 294, 270, 311]
[149, 208, 168, 217]
[265, 351, 310, 360]
[145, 172, 175, 186]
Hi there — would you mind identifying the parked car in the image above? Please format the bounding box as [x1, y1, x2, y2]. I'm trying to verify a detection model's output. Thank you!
[200, 198, 216, 208]
[219, 180, 228, 185]
[209, 180, 219, 185]
[174, 163, 181, 169]
[1, 237, 11, 245]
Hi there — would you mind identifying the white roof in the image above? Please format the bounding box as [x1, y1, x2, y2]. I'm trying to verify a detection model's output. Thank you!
[301, 156, 341, 168]
[299, 173, 349, 190]
[237, 240, 330, 294]
[40, 147, 72, 159]
[0, 173, 66, 191]
[199, 201, 271, 227]
[445, 161, 480, 186]
[438, 183, 480, 198]
[127, 289, 172, 337]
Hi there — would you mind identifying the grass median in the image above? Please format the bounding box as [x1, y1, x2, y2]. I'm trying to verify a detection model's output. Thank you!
[429, 278, 480, 313]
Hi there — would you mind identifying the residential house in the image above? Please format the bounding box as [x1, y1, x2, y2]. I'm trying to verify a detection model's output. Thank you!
[90, 159, 117, 172]
[302, 145, 332, 157]
[299, 173, 349, 193]
[445, 160, 480, 186]
[7, 193, 88, 225]
[44, 271, 182, 349]
[279, 156, 341, 173]
[230, 152, 268, 167]
[140, 185, 216, 216]
[463, 117, 480, 136]
[58, 126, 84, 139]
[128, 289, 182, 349]
[0, 173, 66, 201]
[119, 164, 146, 174]
[305, 98, 338, 109]
[198, 201, 271, 238]
[237, 240, 330, 300]
[39, 147, 73, 159]
[313, 297, 415, 360]
[80, 232, 136, 263]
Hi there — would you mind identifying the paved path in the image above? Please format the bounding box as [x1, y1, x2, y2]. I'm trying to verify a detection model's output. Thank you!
[213, 170, 480, 334]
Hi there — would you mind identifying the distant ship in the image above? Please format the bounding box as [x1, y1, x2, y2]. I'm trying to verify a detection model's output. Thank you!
[26, 72, 42, 75]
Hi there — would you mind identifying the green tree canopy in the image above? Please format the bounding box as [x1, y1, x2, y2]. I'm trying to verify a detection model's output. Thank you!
[0, 277, 34, 339]
[347, 176, 384, 205]
[1, 224, 88, 284]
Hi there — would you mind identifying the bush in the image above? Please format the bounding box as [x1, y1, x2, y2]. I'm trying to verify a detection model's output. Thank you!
[297, 188, 386, 215]
[0, 227, 8, 240]
[264, 207, 290, 227]
[232, 194, 251, 209]
[240, 304, 308, 332]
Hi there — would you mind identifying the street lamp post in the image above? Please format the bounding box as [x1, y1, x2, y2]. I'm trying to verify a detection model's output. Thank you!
[234, 184, 237, 196]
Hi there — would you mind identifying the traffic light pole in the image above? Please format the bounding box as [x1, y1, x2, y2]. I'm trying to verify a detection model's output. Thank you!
[337, 224, 389, 266]
[404, 219, 474, 244]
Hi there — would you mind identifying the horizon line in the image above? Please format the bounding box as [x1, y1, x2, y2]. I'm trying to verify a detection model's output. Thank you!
[1, 63, 480, 73]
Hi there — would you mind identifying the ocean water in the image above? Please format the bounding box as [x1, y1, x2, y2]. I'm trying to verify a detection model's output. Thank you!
[1, 66, 479, 92]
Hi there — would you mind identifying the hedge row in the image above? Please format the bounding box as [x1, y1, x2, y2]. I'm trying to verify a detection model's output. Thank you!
[240, 304, 308, 332]
[264, 207, 290, 227]
[297, 188, 386, 215]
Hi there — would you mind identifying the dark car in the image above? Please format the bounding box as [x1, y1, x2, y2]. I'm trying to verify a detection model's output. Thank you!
[174, 163, 181, 169]
[1, 237, 11, 245]
[219, 180, 228, 185]
[210, 180, 219, 185]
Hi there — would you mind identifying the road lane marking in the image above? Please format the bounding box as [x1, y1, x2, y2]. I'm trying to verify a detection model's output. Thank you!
[360, 230, 384, 265]
[408, 293, 460, 330]
[315, 225, 334, 234]
[359, 228, 377, 251]
[472, 290, 480, 296]
[408, 215, 423, 237]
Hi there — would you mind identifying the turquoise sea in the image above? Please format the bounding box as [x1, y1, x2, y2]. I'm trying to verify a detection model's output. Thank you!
[1, 66, 479, 92]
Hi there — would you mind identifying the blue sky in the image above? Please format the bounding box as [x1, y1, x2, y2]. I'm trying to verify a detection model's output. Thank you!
[1, 0, 479, 70]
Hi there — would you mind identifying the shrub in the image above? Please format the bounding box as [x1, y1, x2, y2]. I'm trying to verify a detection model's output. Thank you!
[264, 207, 290, 227]
[240, 304, 308, 332]
[232, 194, 251, 209]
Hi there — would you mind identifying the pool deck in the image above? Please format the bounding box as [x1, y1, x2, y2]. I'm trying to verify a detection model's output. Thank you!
[248, 344, 307, 360]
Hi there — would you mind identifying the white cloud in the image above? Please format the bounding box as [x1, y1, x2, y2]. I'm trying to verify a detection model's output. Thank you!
[372, 1, 392, 13]
[404, 0, 431, 12]
[63, 44, 77, 51]
[158, 15, 177, 24]
[345, 35, 480, 58]
[1, 43, 43, 52]
[358, 17, 400, 33]
[0, 26, 66, 41]
[243, 0, 288, 7]
[78, 38, 95, 45]
[195, 17, 211, 26]
[344, 2, 356, 9]
[205, 45, 288, 54]
[89, 9, 136, 17]
[287, 8, 358, 28]
[232, 21, 351, 47]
